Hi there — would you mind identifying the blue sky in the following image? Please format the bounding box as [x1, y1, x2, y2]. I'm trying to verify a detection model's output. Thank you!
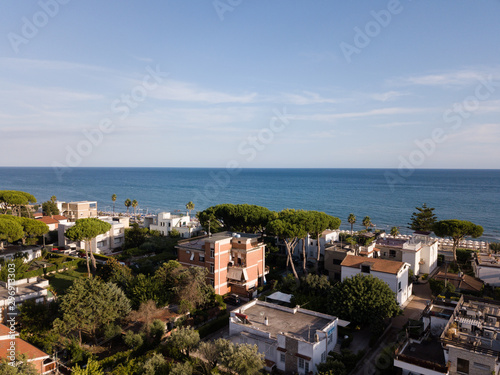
[1, 0, 499, 169]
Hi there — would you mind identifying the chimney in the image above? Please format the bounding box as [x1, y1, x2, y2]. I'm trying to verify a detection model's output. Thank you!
[264, 317, 269, 326]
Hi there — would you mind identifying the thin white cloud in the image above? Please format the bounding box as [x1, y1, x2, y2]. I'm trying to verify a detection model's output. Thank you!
[369, 91, 409, 102]
[291, 107, 428, 122]
[282, 91, 339, 105]
[149, 80, 258, 104]
[374, 121, 421, 128]
[447, 123, 500, 144]
[392, 67, 500, 88]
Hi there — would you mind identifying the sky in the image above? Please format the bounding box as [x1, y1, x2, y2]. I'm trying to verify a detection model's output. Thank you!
[1, 0, 499, 169]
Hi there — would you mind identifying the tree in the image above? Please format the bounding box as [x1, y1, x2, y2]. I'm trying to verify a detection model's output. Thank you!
[54, 277, 131, 343]
[65, 218, 111, 277]
[19, 217, 49, 245]
[221, 343, 265, 375]
[408, 203, 437, 231]
[308, 211, 341, 271]
[42, 200, 60, 216]
[268, 209, 309, 280]
[433, 220, 484, 263]
[124, 198, 132, 215]
[186, 201, 195, 216]
[170, 362, 193, 375]
[0, 354, 38, 375]
[347, 213, 356, 235]
[362, 216, 372, 230]
[0, 215, 24, 248]
[50, 195, 57, 203]
[0, 190, 37, 216]
[490, 243, 500, 254]
[142, 353, 170, 375]
[168, 326, 200, 357]
[111, 194, 117, 215]
[390, 226, 400, 236]
[328, 274, 401, 328]
[131, 199, 138, 218]
[72, 359, 104, 375]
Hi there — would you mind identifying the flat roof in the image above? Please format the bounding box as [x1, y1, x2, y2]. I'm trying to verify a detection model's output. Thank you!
[239, 301, 336, 342]
[400, 339, 446, 368]
[177, 231, 261, 249]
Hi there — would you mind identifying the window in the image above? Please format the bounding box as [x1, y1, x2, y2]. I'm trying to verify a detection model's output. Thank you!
[361, 265, 370, 273]
[298, 358, 304, 369]
[280, 353, 285, 363]
[333, 259, 342, 265]
[210, 264, 214, 273]
[389, 250, 396, 257]
[321, 351, 326, 362]
[473, 362, 490, 371]
[457, 358, 469, 374]
[328, 332, 333, 344]
[190, 253, 195, 261]
[398, 281, 402, 291]
[199, 254, 205, 262]
[305, 361, 309, 373]
[210, 249, 215, 258]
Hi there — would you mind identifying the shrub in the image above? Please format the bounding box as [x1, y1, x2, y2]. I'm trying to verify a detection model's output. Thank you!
[104, 324, 122, 341]
[123, 330, 144, 349]
[198, 312, 229, 338]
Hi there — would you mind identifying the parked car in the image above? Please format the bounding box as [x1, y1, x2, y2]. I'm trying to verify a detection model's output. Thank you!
[224, 294, 241, 306]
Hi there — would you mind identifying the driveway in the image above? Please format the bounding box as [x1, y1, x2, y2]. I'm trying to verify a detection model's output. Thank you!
[392, 282, 432, 329]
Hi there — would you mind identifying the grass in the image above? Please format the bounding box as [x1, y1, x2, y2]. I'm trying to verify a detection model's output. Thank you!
[46, 266, 89, 295]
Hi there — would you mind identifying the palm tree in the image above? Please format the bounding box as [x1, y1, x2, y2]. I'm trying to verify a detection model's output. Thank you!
[131, 199, 138, 219]
[347, 213, 356, 235]
[111, 194, 117, 215]
[124, 199, 132, 215]
[390, 226, 400, 237]
[186, 201, 195, 216]
[362, 216, 372, 230]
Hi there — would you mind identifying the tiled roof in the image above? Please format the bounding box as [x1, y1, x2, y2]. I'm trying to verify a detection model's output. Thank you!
[434, 272, 483, 292]
[341, 255, 405, 275]
[52, 215, 68, 221]
[0, 325, 49, 361]
[37, 217, 58, 225]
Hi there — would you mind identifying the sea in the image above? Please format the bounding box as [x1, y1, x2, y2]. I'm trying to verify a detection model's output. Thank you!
[0, 167, 499, 241]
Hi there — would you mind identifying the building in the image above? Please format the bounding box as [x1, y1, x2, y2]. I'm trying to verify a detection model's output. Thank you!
[35, 214, 68, 231]
[0, 324, 56, 374]
[145, 212, 202, 239]
[341, 255, 411, 305]
[229, 299, 346, 374]
[472, 253, 500, 286]
[323, 243, 355, 281]
[377, 231, 439, 276]
[295, 230, 340, 260]
[176, 232, 267, 297]
[59, 201, 97, 221]
[0, 246, 42, 263]
[395, 296, 500, 375]
[433, 271, 484, 294]
[58, 217, 129, 255]
[0, 277, 54, 323]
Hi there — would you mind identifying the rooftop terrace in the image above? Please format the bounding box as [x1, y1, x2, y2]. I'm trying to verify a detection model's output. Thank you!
[237, 300, 336, 343]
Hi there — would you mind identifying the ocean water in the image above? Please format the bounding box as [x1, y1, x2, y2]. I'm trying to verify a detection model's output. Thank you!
[0, 167, 499, 241]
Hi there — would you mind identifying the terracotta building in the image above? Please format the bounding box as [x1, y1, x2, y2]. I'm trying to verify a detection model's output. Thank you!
[176, 232, 267, 297]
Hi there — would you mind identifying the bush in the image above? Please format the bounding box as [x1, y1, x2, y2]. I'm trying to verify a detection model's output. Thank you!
[104, 324, 122, 341]
[198, 312, 230, 338]
[123, 330, 144, 349]
[421, 273, 428, 280]
[340, 334, 353, 349]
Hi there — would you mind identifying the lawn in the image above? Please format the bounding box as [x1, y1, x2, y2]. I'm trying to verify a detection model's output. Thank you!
[46, 266, 89, 295]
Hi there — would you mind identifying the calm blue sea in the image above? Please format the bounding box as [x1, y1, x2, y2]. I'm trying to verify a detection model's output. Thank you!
[0, 167, 499, 241]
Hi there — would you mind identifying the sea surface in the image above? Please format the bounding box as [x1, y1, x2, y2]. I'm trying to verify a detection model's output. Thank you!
[0, 167, 499, 241]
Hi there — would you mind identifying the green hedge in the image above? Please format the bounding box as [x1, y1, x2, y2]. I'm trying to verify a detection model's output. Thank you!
[197, 312, 229, 338]
[21, 259, 84, 279]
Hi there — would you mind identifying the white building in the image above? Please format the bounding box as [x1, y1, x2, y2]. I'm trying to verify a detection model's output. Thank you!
[472, 253, 500, 286]
[145, 212, 202, 239]
[377, 231, 439, 276]
[0, 246, 42, 263]
[229, 299, 346, 374]
[295, 230, 340, 259]
[341, 255, 411, 305]
[58, 217, 129, 255]
[0, 277, 54, 322]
